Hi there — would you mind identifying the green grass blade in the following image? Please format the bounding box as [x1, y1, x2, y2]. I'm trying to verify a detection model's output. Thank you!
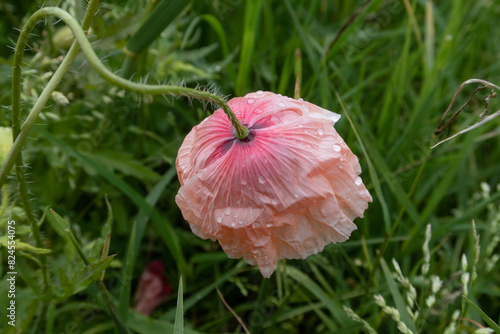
[118, 221, 137, 324]
[121, 0, 190, 77]
[285, 266, 349, 328]
[160, 260, 246, 322]
[380, 258, 418, 333]
[235, 0, 263, 95]
[174, 276, 184, 334]
[463, 297, 500, 333]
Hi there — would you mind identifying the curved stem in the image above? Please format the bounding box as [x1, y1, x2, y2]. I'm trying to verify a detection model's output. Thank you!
[8, 0, 102, 308]
[0, 6, 248, 188]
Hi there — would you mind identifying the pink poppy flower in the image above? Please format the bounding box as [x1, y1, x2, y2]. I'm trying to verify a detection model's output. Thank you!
[176, 91, 372, 278]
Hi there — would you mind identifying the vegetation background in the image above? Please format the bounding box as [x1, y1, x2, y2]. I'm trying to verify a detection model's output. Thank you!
[0, 0, 499, 333]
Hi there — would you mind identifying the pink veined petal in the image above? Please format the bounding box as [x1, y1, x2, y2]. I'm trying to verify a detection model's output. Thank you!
[175, 92, 372, 277]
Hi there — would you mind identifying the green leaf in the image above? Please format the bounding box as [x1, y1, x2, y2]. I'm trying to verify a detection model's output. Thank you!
[57, 255, 116, 300]
[89, 150, 161, 182]
[48, 208, 70, 236]
[174, 276, 184, 334]
[463, 296, 500, 333]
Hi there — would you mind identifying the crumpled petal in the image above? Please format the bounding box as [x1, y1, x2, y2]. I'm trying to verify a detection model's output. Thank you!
[176, 91, 372, 277]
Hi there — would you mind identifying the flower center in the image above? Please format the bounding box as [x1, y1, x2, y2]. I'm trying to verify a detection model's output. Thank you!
[238, 129, 256, 143]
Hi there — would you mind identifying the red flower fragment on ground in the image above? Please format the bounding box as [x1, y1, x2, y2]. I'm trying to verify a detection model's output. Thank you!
[176, 91, 372, 277]
[134, 260, 171, 315]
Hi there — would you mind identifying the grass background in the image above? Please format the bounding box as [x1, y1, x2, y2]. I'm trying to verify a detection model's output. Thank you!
[1, 0, 500, 333]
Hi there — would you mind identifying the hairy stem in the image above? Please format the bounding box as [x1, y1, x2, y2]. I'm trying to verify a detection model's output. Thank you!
[8, 0, 102, 320]
[0, 7, 248, 189]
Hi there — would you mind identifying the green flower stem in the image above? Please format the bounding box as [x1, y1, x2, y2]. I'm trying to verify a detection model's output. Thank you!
[19, 3, 101, 331]
[0, 6, 248, 189]
[0, 184, 8, 218]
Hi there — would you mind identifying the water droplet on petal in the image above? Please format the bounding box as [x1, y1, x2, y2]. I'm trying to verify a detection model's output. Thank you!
[237, 199, 241, 204]
[333, 144, 341, 152]
[238, 220, 243, 225]
[252, 248, 258, 254]
[294, 193, 299, 198]
[253, 222, 261, 228]
[355, 177, 362, 185]
[266, 223, 273, 227]
[231, 222, 236, 227]
[278, 103, 285, 108]
[217, 217, 222, 223]
[298, 98, 304, 101]
[258, 176, 266, 184]
[247, 99, 255, 105]
[317, 128, 323, 135]
[241, 179, 247, 185]
[225, 208, 231, 215]
[257, 91, 264, 95]
[272, 199, 278, 206]
[255, 108, 263, 114]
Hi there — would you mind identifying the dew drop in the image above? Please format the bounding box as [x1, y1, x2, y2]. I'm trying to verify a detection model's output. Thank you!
[333, 144, 341, 152]
[272, 199, 278, 206]
[225, 208, 231, 215]
[266, 223, 273, 227]
[253, 222, 261, 228]
[317, 128, 323, 135]
[238, 220, 243, 225]
[255, 108, 263, 114]
[241, 179, 247, 185]
[252, 249, 258, 254]
[237, 199, 241, 204]
[247, 99, 255, 105]
[355, 177, 362, 186]
[231, 222, 236, 227]
[278, 103, 285, 108]
[258, 176, 266, 184]
[257, 91, 264, 95]
[217, 217, 222, 223]
[294, 193, 299, 198]
[298, 124, 303, 128]
[298, 98, 304, 101]
[340, 157, 344, 161]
